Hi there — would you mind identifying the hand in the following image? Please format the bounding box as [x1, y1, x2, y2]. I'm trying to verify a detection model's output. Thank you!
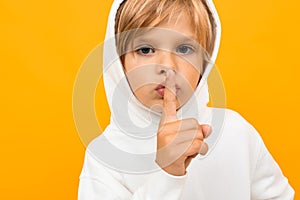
[155, 70, 212, 176]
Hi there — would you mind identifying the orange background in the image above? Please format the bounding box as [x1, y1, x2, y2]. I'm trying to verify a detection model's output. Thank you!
[0, 0, 299, 199]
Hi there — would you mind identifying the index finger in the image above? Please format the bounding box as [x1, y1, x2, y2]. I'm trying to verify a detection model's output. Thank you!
[161, 70, 177, 123]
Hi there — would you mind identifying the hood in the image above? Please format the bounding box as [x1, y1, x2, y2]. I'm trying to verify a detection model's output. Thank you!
[88, 0, 223, 174]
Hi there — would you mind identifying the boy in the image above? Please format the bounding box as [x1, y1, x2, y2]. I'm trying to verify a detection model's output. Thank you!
[78, 0, 294, 199]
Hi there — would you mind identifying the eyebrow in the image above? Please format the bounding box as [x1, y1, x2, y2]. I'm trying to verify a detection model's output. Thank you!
[133, 36, 199, 47]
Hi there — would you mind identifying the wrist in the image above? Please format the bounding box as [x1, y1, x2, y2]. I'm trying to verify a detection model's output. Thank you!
[162, 165, 186, 176]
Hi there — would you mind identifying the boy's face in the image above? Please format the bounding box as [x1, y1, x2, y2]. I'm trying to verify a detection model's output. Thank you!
[123, 14, 204, 112]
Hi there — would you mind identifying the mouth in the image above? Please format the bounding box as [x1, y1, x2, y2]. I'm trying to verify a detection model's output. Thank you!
[155, 82, 180, 98]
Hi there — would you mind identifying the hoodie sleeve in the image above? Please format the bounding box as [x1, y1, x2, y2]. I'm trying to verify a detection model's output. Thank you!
[78, 149, 187, 200]
[249, 128, 295, 199]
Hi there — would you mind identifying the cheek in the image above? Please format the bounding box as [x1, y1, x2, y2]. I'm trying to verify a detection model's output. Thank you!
[123, 53, 136, 72]
[188, 67, 201, 87]
[134, 86, 152, 99]
[124, 53, 154, 72]
[178, 54, 202, 88]
[179, 63, 201, 90]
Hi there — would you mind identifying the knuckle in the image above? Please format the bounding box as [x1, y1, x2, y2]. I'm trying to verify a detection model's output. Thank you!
[196, 130, 204, 140]
[187, 118, 199, 128]
[195, 139, 203, 148]
[163, 135, 173, 144]
[190, 139, 202, 151]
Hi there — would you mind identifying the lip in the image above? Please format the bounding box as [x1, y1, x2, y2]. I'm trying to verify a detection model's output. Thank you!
[155, 82, 180, 97]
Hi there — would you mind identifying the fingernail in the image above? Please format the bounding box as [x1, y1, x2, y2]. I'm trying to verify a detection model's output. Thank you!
[166, 69, 175, 77]
[199, 142, 208, 155]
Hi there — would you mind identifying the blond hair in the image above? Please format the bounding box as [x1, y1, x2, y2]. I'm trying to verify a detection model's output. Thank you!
[115, 0, 216, 64]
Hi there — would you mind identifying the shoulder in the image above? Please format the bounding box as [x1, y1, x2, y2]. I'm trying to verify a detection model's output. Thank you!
[80, 133, 122, 176]
[80, 142, 126, 188]
[214, 107, 252, 127]
[208, 107, 258, 134]
[206, 107, 264, 148]
[205, 108, 265, 169]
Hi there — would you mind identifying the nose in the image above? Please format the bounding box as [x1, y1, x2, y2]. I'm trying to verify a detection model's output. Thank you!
[157, 50, 177, 74]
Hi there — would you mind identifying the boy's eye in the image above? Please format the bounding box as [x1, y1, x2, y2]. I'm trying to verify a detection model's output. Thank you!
[176, 45, 194, 55]
[136, 47, 155, 55]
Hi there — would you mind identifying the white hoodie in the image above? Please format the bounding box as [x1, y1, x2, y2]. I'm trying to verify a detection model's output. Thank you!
[78, 0, 295, 199]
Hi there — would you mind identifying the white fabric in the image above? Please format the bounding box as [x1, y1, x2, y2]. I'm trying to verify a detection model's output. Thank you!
[78, 0, 295, 199]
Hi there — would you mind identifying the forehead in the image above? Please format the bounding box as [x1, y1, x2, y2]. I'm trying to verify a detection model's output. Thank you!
[133, 28, 198, 47]
[132, 13, 198, 45]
